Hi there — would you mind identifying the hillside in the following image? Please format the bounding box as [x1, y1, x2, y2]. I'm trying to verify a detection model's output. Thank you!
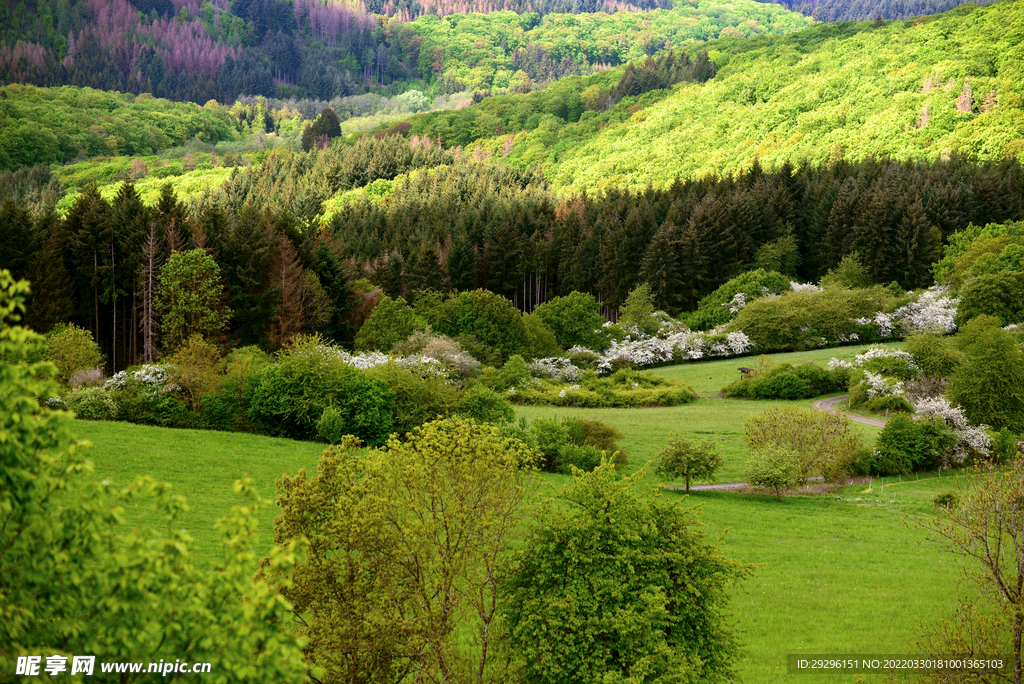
[753, 0, 998, 22]
[410, 0, 1024, 189]
[0, 0, 807, 105]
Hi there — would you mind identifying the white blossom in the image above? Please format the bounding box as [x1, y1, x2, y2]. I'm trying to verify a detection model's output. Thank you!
[528, 357, 583, 383]
[893, 286, 958, 335]
[725, 292, 747, 313]
[790, 280, 822, 293]
[864, 371, 904, 398]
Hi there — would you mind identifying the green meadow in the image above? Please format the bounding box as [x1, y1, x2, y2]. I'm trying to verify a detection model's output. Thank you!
[70, 341, 964, 683]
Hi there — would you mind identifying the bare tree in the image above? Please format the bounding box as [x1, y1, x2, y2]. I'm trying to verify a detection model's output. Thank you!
[139, 223, 162, 363]
[268, 235, 304, 347]
[917, 461, 1024, 684]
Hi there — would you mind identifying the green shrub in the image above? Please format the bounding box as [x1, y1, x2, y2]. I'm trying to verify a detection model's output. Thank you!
[421, 289, 527, 362]
[248, 337, 396, 445]
[932, 491, 958, 509]
[316, 406, 347, 444]
[64, 387, 119, 421]
[904, 334, 963, 378]
[533, 291, 606, 349]
[991, 428, 1021, 464]
[521, 312, 562, 359]
[569, 349, 600, 370]
[508, 369, 695, 408]
[722, 363, 846, 400]
[455, 385, 515, 424]
[689, 269, 791, 331]
[864, 395, 915, 414]
[365, 362, 461, 435]
[869, 415, 957, 475]
[530, 415, 626, 473]
[45, 323, 104, 386]
[495, 355, 531, 391]
[355, 295, 426, 352]
[954, 270, 1024, 328]
[653, 435, 724, 492]
[743, 443, 801, 501]
[556, 443, 605, 472]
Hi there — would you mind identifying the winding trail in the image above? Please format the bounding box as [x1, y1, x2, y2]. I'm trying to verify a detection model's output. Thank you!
[671, 394, 885, 492]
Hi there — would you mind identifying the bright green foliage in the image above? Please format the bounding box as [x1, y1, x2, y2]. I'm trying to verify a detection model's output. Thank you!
[502, 462, 748, 683]
[904, 334, 963, 377]
[954, 270, 1024, 327]
[533, 291, 606, 349]
[620, 282, 660, 336]
[991, 428, 1021, 464]
[869, 414, 957, 475]
[730, 286, 902, 351]
[520, 311, 562, 358]
[64, 386, 119, 420]
[688, 269, 792, 331]
[248, 335, 396, 444]
[0, 270, 309, 681]
[455, 385, 516, 424]
[268, 418, 535, 683]
[820, 252, 871, 289]
[530, 416, 627, 473]
[497, 354, 532, 391]
[744, 405, 865, 483]
[948, 326, 1024, 432]
[723, 362, 848, 400]
[156, 249, 230, 352]
[0, 85, 239, 170]
[44, 322, 104, 385]
[364, 361, 461, 434]
[538, 1, 1024, 189]
[653, 434, 724, 492]
[743, 443, 802, 501]
[421, 289, 527, 362]
[354, 295, 426, 351]
[934, 221, 1024, 287]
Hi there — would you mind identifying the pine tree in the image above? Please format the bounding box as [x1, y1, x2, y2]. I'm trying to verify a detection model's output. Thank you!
[640, 221, 682, 314]
[221, 204, 278, 347]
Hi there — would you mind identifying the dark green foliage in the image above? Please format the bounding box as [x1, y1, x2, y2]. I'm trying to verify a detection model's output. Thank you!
[454, 385, 515, 424]
[300, 108, 343, 152]
[948, 326, 1024, 433]
[502, 463, 746, 683]
[870, 414, 957, 475]
[530, 415, 628, 473]
[364, 361, 461, 435]
[904, 334, 963, 378]
[610, 50, 717, 103]
[420, 289, 527, 363]
[954, 271, 1024, 328]
[723, 363, 848, 400]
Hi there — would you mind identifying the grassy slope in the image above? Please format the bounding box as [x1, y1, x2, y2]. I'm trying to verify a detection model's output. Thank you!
[71, 341, 964, 683]
[537, 0, 1024, 189]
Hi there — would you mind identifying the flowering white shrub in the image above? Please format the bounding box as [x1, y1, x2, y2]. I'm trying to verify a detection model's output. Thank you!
[45, 396, 66, 409]
[864, 371, 904, 398]
[893, 286, 958, 335]
[104, 364, 173, 392]
[725, 292, 747, 313]
[829, 346, 920, 372]
[913, 396, 992, 459]
[790, 281, 822, 293]
[528, 358, 583, 384]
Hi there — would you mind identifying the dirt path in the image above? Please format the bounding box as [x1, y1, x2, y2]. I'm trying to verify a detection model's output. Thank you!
[812, 394, 887, 427]
[670, 395, 884, 492]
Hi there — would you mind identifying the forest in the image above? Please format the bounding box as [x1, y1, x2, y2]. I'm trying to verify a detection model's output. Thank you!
[0, 0, 806, 104]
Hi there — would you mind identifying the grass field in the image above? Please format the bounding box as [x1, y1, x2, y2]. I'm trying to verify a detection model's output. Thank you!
[69, 340, 966, 683]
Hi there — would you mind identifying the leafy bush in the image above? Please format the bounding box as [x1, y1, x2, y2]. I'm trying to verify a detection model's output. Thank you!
[355, 295, 426, 352]
[365, 362, 461, 435]
[954, 270, 1024, 328]
[864, 395, 915, 414]
[991, 429, 1020, 464]
[688, 269, 791, 331]
[744, 443, 801, 501]
[869, 414, 957, 475]
[509, 369, 696, 408]
[744, 405, 864, 484]
[419, 289, 527, 362]
[723, 363, 847, 400]
[316, 406, 347, 444]
[166, 335, 222, 411]
[64, 387, 119, 421]
[730, 287, 902, 351]
[455, 385, 515, 424]
[247, 337, 395, 445]
[530, 416, 626, 473]
[45, 323, 104, 386]
[520, 312, 561, 359]
[69, 368, 105, 388]
[533, 291, 606, 349]
[904, 334, 963, 378]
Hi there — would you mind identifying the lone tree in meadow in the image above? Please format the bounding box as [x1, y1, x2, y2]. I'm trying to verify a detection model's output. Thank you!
[502, 463, 749, 683]
[654, 434, 724, 493]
